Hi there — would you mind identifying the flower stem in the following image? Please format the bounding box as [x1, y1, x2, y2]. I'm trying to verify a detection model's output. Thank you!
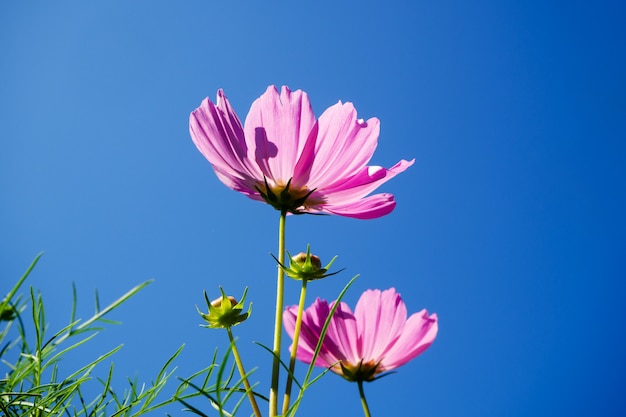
[281, 278, 308, 415]
[358, 380, 372, 417]
[227, 327, 263, 417]
[269, 210, 287, 417]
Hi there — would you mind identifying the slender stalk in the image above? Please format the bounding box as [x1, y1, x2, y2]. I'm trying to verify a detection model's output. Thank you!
[226, 328, 262, 417]
[281, 278, 308, 415]
[286, 274, 359, 417]
[269, 210, 287, 416]
[358, 380, 372, 417]
[32, 291, 43, 417]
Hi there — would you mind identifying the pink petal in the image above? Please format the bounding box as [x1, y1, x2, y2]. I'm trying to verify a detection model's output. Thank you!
[243, 86, 317, 184]
[190, 92, 261, 184]
[291, 121, 319, 188]
[286, 299, 341, 368]
[211, 164, 260, 197]
[380, 310, 438, 371]
[322, 159, 415, 204]
[355, 288, 408, 362]
[323, 302, 360, 365]
[307, 102, 380, 188]
[284, 305, 318, 364]
[322, 193, 397, 219]
[283, 305, 299, 338]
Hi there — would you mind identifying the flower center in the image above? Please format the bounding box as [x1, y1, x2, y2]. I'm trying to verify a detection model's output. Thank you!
[255, 178, 322, 213]
[339, 359, 382, 382]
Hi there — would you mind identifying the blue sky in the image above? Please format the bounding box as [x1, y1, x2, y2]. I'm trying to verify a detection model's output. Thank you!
[2, 1, 625, 416]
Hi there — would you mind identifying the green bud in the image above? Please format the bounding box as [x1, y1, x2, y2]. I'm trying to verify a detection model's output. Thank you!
[274, 244, 343, 281]
[0, 303, 17, 321]
[290, 251, 322, 271]
[198, 287, 251, 329]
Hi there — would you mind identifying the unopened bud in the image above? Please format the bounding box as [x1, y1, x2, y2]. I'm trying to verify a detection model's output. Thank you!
[291, 252, 322, 270]
[211, 296, 238, 308]
[274, 245, 342, 281]
[0, 303, 17, 321]
[198, 287, 251, 329]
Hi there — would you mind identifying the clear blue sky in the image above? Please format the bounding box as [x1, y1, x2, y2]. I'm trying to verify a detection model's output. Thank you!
[2, 1, 625, 416]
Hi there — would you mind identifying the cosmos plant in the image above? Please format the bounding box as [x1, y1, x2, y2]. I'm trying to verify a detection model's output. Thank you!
[190, 86, 436, 417]
[2, 85, 437, 417]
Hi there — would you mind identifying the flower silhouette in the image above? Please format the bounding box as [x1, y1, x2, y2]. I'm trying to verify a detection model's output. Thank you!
[284, 288, 437, 381]
[189, 86, 414, 219]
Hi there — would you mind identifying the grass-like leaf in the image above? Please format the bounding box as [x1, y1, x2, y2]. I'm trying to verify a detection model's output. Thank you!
[1, 255, 182, 417]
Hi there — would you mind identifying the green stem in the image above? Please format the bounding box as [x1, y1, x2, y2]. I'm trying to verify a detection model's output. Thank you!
[227, 328, 263, 417]
[281, 278, 308, 415]
[269, 210, 287, 417]
[358, 380, 372, 417]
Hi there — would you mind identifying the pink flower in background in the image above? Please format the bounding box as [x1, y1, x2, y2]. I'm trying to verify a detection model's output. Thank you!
[283, 288, 437, 382]
[189, 86, 414, 219]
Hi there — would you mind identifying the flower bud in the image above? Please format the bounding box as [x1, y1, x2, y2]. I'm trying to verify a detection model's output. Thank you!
[198, 287, 251, 329]
[211, 296, 238, 308]
[291, 252, 322, 271]
[0, 303, 17, 321]
[274, 245, 342, 281]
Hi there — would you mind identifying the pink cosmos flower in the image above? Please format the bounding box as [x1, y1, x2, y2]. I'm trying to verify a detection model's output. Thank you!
[283, 288, 437, 382]
[189, 86, 414, 219]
